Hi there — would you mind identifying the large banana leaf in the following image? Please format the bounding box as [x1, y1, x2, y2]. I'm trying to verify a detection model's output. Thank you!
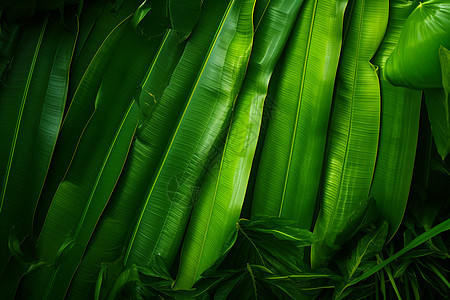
[65, 29, 186, 299]
[17, 23, 161, 300]
[371, 0, 422, 240]
[137, 30, 186, 120]
[33, 14, 133, 235]
[385, 0, 450, 89]
[68, 0, 142, 102]
[124, 0, 254, 271]
[173, 0, 304, 290]
[242, 55, 284, 219]
[169, 0, 202, 40]
[67, 1, 236, 297]
[311, 0, 388, 268]
[252, 0, 349, 231]
[424, 46, 450, 160]
[0, 11, 77, 277]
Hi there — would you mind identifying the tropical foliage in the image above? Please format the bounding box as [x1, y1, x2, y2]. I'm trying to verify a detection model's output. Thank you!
[0, 0, 448, 299]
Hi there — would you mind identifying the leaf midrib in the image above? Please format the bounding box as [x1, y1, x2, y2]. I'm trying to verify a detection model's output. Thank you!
[185, 0, 269, 281]
[30, 17, 79, 226]
[0, 14, 49, 211]
[42, 101, 137, 300]
[324, 0, 365, 238]
[279, 0, 318, 217]
[124, 0, 236, 265]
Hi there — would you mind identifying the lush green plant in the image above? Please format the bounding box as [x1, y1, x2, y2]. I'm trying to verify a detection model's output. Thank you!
[0, 0, 448, 299]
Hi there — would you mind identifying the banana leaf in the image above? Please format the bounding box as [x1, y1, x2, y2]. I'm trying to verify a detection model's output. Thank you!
[385, 0, 450, 89]
[34, 13, 133, 235]
[67, 0, 235, 297]
[169, 0, 202, 40]
[0, 11, 77, 277]
[424, 46, 450, 160]
[311, 0, 388, 268]
[252, 0, 349, 231]
[242, 55, 283, 219]
[370, 0, 422, 240]
[173, 0, 304, 290]
[65, 29, 186, 299]
[137, 30, 186, 119]
[19, 103, 139, 300]
[17, 22, 161, 300]
[124, 0, 254, 272]
[68, 0, 140, 101]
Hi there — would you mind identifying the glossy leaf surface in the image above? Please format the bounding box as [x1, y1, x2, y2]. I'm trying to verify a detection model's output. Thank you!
[18, 22, 160, 299]
[174, 0, 305, 289]
[385, 0, 450, 89]
[311, 0, 388, 267]
[67, 1, 234, 296]
[424, 46, 450, 160]
[34, 15, 133, 233]
[371, 0, 422, 239]
[124, 0, 254, 271]
[252, 0, 348, 230]
[0, 12, 77, 277]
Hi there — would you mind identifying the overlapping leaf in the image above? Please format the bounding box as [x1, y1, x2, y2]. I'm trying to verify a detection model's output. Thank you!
[34, 13, 133, 233]
[370, 0, 422, 239]
[252, 0, 349, 231]
[425, 46, 450, 160]
[385, 0, 450, 89]
[17, 20, 160, 299]
[173, 0, 305, 290]
[0, 11, 78, 280]
[124, 0, 254, 272]
[311, 0, 388, 267]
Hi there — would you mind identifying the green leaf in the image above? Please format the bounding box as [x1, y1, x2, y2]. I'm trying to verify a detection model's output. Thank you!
[424, 46, 450, 160]
[0, 13, 48, 215]
[173, 0, 304, 290]
[106, 265, 140, 300]
[137, 29, 185, 119]
[347, 223, 388, 279]
[311, 0, 388, 267]
[252, 0, 349, 231]
[124, 0, 254, 272]
[228, 217, 315, 275]
[169, 0, 203, 40]
[18, 23, 159, 298]
[68, 1, 236, 297]
[70, 0, 107, 67]
[65, 30, 185, 300]
[334, 222, 388, 299]
[69, 0, 141, 101]
[132, 0, 170, 39]
[7, 228, 34, 264]
[94, 264, 107, 300]
[347, 218, 450, 288]
[34, 12, 133, 234]
[0, 11, 77, 277]
[385, 0, 450, 89]
[370, 0, 422, 239]
[18, 101, 140, 300]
